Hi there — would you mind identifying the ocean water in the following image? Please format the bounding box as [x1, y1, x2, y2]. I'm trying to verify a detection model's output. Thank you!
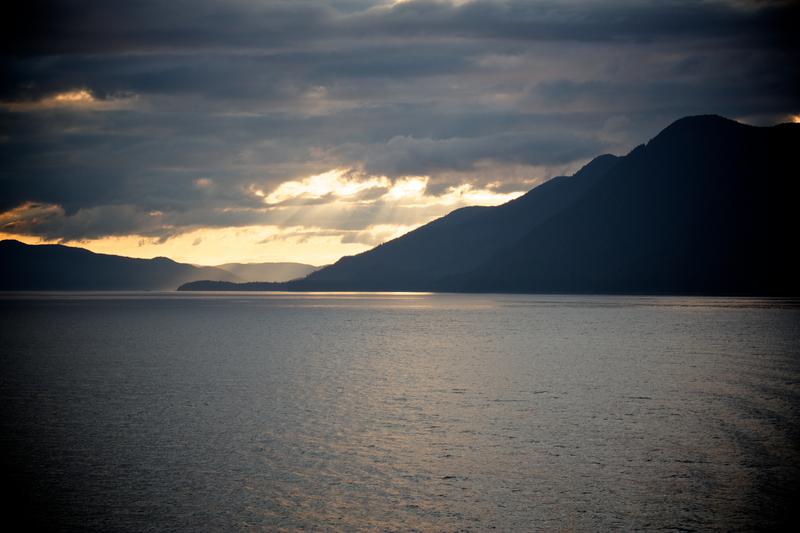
[1, 292, 799, 532]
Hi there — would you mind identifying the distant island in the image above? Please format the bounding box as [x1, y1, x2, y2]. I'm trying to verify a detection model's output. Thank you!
[3, 115, 797, 295]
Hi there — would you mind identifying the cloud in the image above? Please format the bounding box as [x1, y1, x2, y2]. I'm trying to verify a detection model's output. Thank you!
[261, 169, 392, 206]
[0, 167, 525, 243]
[358, 130, 605, 176]
[257, 223, 413, 247]
[6, 1, 795, 55]
[1, 0, 797, 260]
[0, 202, 168, 241]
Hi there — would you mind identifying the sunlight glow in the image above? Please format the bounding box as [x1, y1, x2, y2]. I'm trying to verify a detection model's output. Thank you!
[261, 168, 524, 209]
[0, 202, 64, 233]
[265, 169, 390, 205]
[1, 89, 138, 112]
[1, 169, 527, 265]
[52, 89, 95, 104]
[386, 177, 428, 200]
[439, 183, 522, 205]
[0, 226, 370, 266]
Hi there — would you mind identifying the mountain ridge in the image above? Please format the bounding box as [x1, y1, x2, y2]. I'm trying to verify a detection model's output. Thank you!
[4, 115, 797, 295]
[0, 240, 317, 290]
[445, 115, 798, 295]
[295, 151, 621, 290]
[277, 114, 798, 295]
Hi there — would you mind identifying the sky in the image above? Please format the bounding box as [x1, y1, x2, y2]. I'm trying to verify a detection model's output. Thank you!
[1, 0, 798, 265]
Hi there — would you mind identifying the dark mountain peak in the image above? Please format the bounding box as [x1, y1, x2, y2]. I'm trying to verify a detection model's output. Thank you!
[2, 238, 38, 248]
[151, 256, 178, 264]
[666, 113, 739, 128]
[775, 121, 800, 130]
[648, 114, 750, 148]
[573, 153, 618, 178]
[659, 114, 744, 134]
[657, 114, 800, 138]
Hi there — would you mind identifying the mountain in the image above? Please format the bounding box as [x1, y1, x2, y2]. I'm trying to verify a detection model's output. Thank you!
[15, 115, 796, 295]
[213, 262, 319, 282]
[295, 153, 619, 291]
[268, 114, 797, 295]
[450, 116, 799, 295]
[0, 240, 241, 290]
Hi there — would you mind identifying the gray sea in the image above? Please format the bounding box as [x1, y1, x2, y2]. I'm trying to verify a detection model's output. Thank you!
[1, 292, 799, 531]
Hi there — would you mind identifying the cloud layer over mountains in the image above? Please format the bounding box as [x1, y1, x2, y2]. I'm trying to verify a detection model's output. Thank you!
[1, 0, 797, 262]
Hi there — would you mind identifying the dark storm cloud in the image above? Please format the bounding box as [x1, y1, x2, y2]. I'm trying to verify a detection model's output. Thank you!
[3, 0, 338, 55]
[1, 43, 478, 103]
[6, 0, 796, 54]
[358, 130, 604, 176]
[1, 0, 798, 241]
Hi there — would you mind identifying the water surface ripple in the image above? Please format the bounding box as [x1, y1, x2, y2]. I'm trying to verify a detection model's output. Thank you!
[1, 293, 799, 531]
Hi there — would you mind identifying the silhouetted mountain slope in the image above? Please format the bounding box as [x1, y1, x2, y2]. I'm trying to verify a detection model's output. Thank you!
[286, 115, 798, 295]
[451, 115, 799, 294]
[0, 240, 240, 290]
[214, 262, 319, 282]
[22, 115, 795, 295]
[300, 153, 619, 290]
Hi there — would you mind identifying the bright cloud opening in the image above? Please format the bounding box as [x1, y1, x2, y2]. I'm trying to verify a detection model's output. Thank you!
[1, 169, 528, 266]
[386, 177, 428, 200]
[52, 90, 95, 104]
[262, 168, 525, 209]
[1, 89, 138, 112]
[264, 169, 390, 205]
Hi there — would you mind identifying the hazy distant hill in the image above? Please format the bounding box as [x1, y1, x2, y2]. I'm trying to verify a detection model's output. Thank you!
[0, 240, 241, 290]
[214, 262, 319, 282]
[269, 114, 797, 295]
